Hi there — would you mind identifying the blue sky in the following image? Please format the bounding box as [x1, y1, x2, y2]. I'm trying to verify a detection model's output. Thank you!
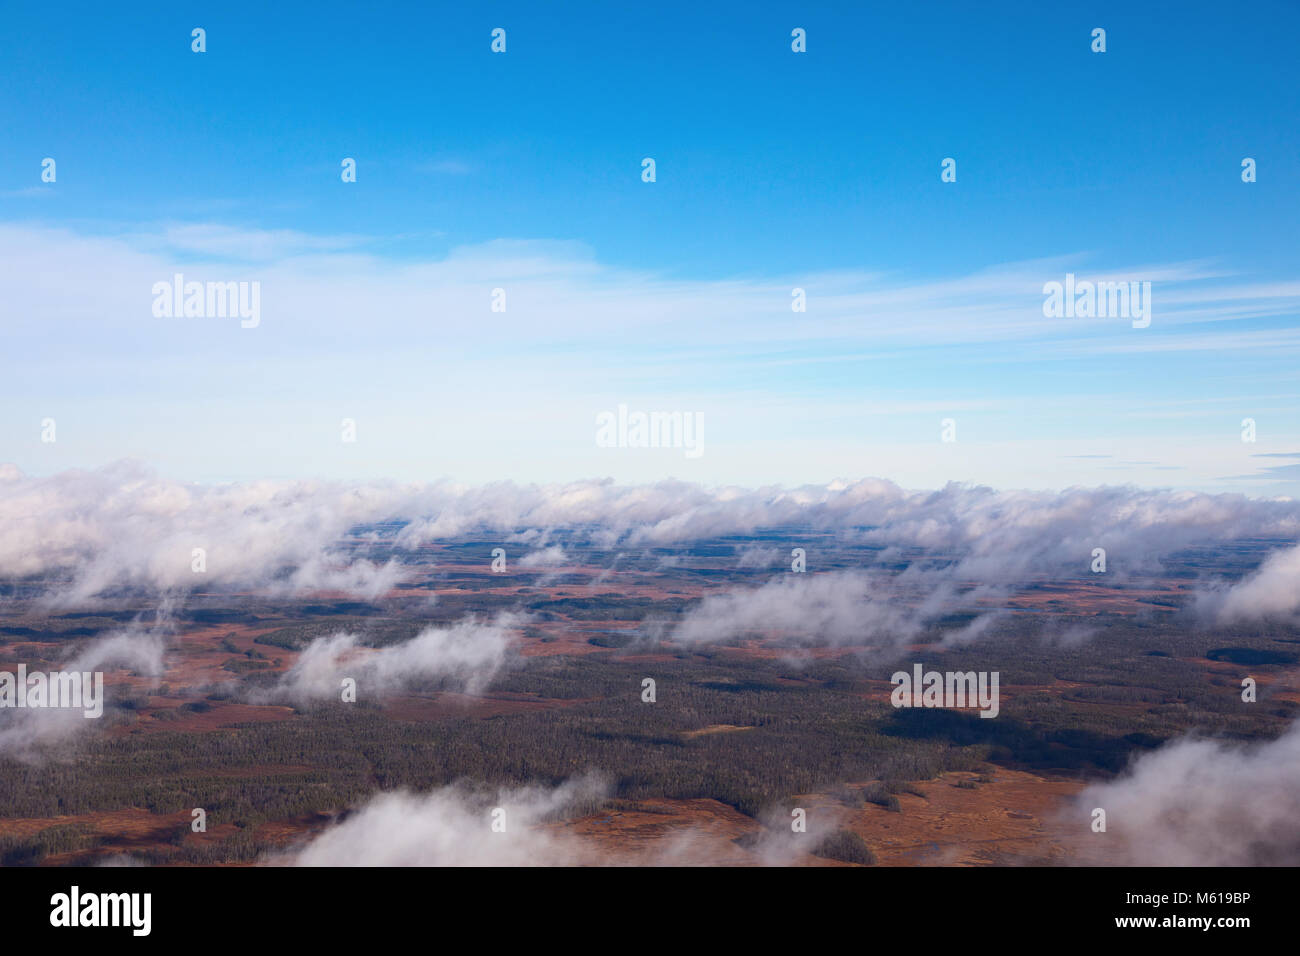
[2, 1, 1299, 492]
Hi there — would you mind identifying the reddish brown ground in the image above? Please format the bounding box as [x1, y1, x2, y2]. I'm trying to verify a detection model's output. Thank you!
[540, 768, 1093, 866]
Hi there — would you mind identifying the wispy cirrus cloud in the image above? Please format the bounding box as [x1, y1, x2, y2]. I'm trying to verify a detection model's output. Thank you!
[2, 220, 1298, 489]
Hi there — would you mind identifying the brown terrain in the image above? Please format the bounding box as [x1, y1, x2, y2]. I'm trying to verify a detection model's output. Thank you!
[1, 543, 1293, 866]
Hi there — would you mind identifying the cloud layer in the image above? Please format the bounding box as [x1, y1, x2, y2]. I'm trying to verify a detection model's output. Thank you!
[7, 463, 1300, 621]
[4, 463, 1299, 622]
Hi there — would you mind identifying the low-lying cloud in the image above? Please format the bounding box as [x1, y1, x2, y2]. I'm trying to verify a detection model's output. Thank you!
[4, 462, 1300, 624]
[1075, 720, 1300, 865]
[282, 774, 847, 866]
[286, 775, 607, 866]
[263, 613, 522, 704]
[1199, 542, 1300, 624]
[0, 625, 167, 759]
[668, 570, 928, 649]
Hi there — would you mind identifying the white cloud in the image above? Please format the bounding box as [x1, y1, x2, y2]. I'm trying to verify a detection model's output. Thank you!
[1201, 542, 1300, 623]
[3, 220, 1298, 493]
[286, 776, 607, 866]
[264, 614, 522, 704]
[1075, 720, 1300, 865]
[0, 625, 167, 759]
[517, 545, 569, 569]
[0, 461, 413, 605]
[4, 462, 1300, 615]
[668, 570, 930, 650]
[282, 774, 845, 866]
